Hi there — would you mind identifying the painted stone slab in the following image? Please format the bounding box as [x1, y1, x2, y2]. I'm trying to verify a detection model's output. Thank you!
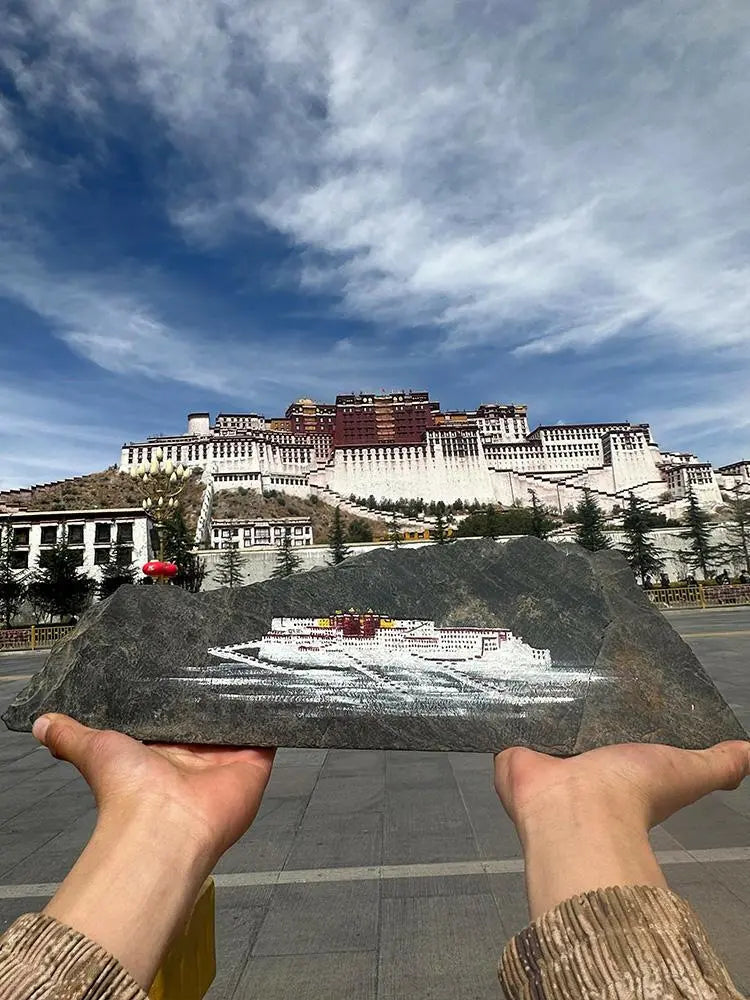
[3, 538, 746, 753]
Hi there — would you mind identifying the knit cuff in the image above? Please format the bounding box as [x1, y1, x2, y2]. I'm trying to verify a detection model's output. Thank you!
[499, 884, 743, 1000]
[0, 913, 147, 1000]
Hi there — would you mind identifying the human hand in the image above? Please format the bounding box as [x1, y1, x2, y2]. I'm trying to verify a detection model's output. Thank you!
[495, 740, 750, 835]
[32, 713, 275, 988]
[33, 713, 275, 864]
[493, 741, 750, 920]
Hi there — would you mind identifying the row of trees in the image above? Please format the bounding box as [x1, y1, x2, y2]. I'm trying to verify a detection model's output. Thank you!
[566, 486, 750, 583]
[0, 509, 207, 626]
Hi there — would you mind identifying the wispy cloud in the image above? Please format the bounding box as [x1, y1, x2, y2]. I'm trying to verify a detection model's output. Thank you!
[1, 0, 748, 476]
[8, 0, 748, 354]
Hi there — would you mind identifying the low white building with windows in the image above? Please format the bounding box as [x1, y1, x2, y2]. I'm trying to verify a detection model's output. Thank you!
[211, 517, 313, 549]
[1, 509, 151, 578]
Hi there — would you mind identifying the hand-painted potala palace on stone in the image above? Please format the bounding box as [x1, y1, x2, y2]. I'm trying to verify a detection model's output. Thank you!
[119, 390, 746, 517]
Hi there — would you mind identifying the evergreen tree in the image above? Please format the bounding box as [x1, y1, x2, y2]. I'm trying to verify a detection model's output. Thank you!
[620, 494, 662, 583]
[162, 509, 207, 593]
[483, 505, 501, 540]
[680, 487, 718, 579]
[388, 511, 401, 549]
[27, 534, 94, 621]
[216, 544, 244, 588]
[347, 518, 373, 543]
[432, 502, 448, 545]
[574, 490, 611, 552]
[722, 485, 750, 574]
[529, 491, 557, 539]
[0, 522, 27, 627]
[328, 506, 350, 564]
[272, 533, 301, 578]
[98, 545, 137, 600]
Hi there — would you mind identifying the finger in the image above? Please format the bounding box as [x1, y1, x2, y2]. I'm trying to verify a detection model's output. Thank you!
[691, 741, 750, 794]
[32, 713, 98, 780]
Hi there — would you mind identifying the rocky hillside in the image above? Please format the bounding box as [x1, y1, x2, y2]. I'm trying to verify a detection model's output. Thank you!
[212, 488, 387, 543]
[0, 468, 205, 528]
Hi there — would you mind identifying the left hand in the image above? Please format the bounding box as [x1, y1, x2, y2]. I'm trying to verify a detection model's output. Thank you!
[33, 713, 275, 864]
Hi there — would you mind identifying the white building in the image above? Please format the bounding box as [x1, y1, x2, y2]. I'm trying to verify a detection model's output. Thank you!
[119, 400, 725, 514]
[1, 508, 151, 578]
[211, 517, 313, 549]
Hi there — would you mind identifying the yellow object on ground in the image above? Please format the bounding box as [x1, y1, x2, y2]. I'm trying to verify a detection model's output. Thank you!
[150, 879, 216, 1000]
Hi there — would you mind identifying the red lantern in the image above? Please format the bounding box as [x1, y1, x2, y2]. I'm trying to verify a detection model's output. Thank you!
[142, 560, 163, 578]
[162, 562, 178, 578]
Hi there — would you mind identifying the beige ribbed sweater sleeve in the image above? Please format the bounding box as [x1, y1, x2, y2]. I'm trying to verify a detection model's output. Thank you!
[500, 884, 745, 1000]
[0, 914, 146, 1000]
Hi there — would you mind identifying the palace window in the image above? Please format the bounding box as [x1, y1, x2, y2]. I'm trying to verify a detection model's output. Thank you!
[40, 526, 58, 546]
[95, 523, 111, 544]
[68, 524, 84, 546]
[10, 551, 28, 570]
[94, 549, 110, 566]
[12, 527, 30, 547]
[116, 523, 134, 544]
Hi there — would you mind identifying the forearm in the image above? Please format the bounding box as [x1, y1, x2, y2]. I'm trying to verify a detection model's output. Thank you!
[43, 804, 213, 990]
[518, 795, 666, 920]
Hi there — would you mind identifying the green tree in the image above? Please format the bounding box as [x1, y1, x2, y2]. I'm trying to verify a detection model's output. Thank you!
[272, 533, 301, 578]
[484, 505, 501, 540]
[620, 494, 662, 583]
[432, 501, 451, 545]
[328, 506, 350, 564]
[722, 485, 750, 574]
[680, 487, 718, 579]
[574, 490, 611, 552]
[0, 522, 27, 627]
[528, 491, 557, 539]
[216, 544, 244, 588]
[388, 511, 401, 549]
[347, 518, 373, 543]
[162, 509, 207, 593]
[562, 504, 580, 524]
[98, 545, 137, 600]
[27, 534, 95, 621]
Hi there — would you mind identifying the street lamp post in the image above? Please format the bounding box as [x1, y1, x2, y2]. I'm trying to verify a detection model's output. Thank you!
[129, 449, 191, 582]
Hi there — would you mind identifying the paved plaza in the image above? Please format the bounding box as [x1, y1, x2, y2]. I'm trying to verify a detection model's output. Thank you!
[0, 609, 749, 998]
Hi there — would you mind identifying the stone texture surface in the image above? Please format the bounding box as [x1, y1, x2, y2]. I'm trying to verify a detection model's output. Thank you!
[3, 538, 746, 752]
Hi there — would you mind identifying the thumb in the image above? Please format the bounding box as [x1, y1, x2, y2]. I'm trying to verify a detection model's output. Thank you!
[694, 741, 750, 794]
[33, 714, 98, 780]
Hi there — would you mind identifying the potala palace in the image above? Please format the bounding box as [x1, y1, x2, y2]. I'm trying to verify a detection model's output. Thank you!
[119, 391, 748, 519]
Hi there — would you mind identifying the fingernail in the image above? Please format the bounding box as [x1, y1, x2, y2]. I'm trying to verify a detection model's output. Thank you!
[32, 716, 51, 744]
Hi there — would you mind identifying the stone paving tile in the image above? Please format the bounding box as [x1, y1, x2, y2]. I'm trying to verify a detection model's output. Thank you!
[284, 812, 383, 870]
[304, 774, 385, 816]
[380, 873, 494, 899]
[448, 754, 523, 859]
[378, 893, 503, 1000]
[1, 809, 97, 882]
[262, 764, 323, 800]
[252, 882, 379, 957]
[233, 951, 377, 1000]
[666, 864, 750, 994]
[214, 797, 310, 874]
[205, 886, 274, 1000]
[661, 792, 750, 849]
[0, 898, 46, 935]
[486, 873, 531, 941]
[320, 749, 385, 779]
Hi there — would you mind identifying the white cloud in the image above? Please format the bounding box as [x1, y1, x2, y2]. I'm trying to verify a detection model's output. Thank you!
[6, 0, 749, 359]
[1, 0, 749, 474]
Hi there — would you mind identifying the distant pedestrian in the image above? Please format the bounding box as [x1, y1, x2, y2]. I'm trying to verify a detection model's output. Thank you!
[739, 571, 749, 585]
[643, 575, 653, 590]
[659, 572, 670, 589]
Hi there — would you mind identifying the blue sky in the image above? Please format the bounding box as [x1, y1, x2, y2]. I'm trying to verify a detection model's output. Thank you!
[1, 0, 749, 489]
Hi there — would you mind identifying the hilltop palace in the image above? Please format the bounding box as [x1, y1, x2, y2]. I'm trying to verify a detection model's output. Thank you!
[119, 391, 744, 519]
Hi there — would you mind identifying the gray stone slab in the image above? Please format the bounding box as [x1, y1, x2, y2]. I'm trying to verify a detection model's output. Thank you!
[284, 812, 382, 870]
[661, 792, 750, 849]
[0, 810, 97, 882]
[263, 765, 323, 800]
[321, 749, 385, 779]
[486, 872, 531, 940]
[384, 777, 479, 865]
[233, 951, 377, 1000]
[6, 539, 745, 754]
[378, 894, 503, 1000]
[380, 873, 494, 899]
[205, 886, 274, 1000]
[448, 754, 523, 859]
[665, 865, 750, 994]
[0, 898, 44, 935]
[304, 775, 385, 816]
[252, 882, 379, 956]
[214, 797, 309, 874]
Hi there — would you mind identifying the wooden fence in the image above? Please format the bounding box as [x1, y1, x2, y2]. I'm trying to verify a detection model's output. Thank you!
[0, 625, 75, 652]
[646, 585, 750, 609]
